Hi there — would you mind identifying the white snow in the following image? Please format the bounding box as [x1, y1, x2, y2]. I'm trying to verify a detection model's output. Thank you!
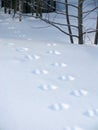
[0, 8, 98, 130]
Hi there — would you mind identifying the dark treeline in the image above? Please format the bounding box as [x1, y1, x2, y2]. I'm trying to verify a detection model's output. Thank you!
[1, 0, 56, 14]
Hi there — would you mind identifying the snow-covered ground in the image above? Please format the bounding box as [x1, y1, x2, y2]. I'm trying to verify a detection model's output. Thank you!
[0, 9, 98, 130]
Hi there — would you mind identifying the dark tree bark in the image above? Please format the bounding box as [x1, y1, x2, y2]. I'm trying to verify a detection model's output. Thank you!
[36, 0, 42, 17]
[8, 0, 12, 14]
[13, 0, 17, 17]
[19, 0, 22, 21]
[78, 0, 83, 44]
[31, 0, 35, 15]
[65, 0, 74, 44]
[4, 0, 7, 13]
[94, 14, 98, 44]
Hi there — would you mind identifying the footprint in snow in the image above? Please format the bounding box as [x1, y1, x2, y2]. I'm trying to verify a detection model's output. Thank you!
[33, 54, 40, 60]
[64, 126, 84, 130]
[24, 54, 40, 60]
[49, 103, 70, 111]
[16, 47, 29, 52]
[47, 50, 61, 55]
[59, 75, 75, 81]
[24, 54, 33, 60]
[32, 69, 48, 75]
[52, 62, 67, 68]
[39, 84, 58, 91]
[71, 89, 88, 97]
[84, 108, 98, 117]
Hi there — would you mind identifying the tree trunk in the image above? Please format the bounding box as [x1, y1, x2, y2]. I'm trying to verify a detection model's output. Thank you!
[19, 0, 22, 21]
[36, 0, 39, 17]
[78, 0, 83, 44]
[4, 0, 7, 13]
[31, 0, 34, 15]
[94, 14, 98, 44]
[8, 0, 12, 14]
[65, 0, 74, 44]
[13, 0, 17, 17]
[36, 0, 42, 17]
[0, 0, 1, 8]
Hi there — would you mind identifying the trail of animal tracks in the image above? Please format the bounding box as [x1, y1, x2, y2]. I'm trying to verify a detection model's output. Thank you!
[0, 9, 98, 130]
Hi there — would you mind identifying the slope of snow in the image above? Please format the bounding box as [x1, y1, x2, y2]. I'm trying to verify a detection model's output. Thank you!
[0, 9, 98, 130]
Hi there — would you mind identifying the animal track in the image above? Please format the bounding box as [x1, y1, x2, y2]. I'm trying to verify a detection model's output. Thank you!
[32, 69, 41, 75]
[71, 89, 88, 97]
[24, 54, 33, 60]
[59, 76, 67, 81]
[32, 69, 49, 75]
[39, 84, 58, 91]
[68, 75, 75, 81]
[84, 108, 98, 117]
[49, 103, 70, 111]
[52, 62, 67, 68]
[33, 54, 40, 60]
[59, 75, 75, 81]
[47, 50, 61, 55]
[16, 47, 29, 52]
[24, 54, 40, 60]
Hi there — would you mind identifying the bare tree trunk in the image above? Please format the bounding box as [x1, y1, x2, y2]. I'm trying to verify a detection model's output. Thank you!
[4, 0, 7, 13]
[36, 0, 39, 17]
[0, 0, 1, 8]
[94, 14, 98, 44]
[39, 0, 42, 17]
[19, 0, 22, 21]
[31, 0, 34, 15]
[78, 0, 83, 44]
[36, 0, 42, 17]
[8, 0, 12, 14]
[65, 0, 74, 44]
[13, 0, 17, 18]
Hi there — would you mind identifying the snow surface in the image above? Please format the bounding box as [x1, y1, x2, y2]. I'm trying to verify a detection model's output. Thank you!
[0, 9, 98, 130]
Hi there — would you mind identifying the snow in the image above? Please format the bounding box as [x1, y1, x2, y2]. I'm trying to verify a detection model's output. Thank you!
[0, 9, 98, 130]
